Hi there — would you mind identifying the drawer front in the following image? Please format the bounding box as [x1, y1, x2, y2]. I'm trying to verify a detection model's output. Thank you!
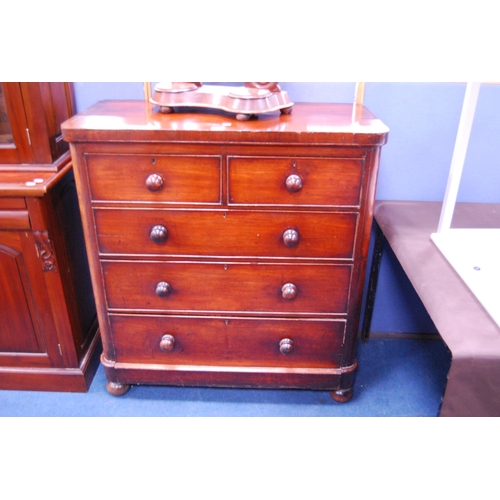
[94, 208, 357, 259]
[0, 198, 26, 210]
[0, 210, 30, 230]
[110, 314, 346, 368]
[86, 154, 222, 204]
[228, 156, 364, 207]
[103, 261, 352, 314]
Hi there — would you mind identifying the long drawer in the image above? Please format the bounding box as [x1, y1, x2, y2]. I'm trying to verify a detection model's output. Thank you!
[102, 261, 352, 315]
[94, 208, 358, 259]
[228, 156, 364, 207]
[109, 314, 346, 368]
[86, 153, 222, 204]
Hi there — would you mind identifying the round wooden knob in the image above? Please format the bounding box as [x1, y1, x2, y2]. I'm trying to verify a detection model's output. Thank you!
[160, 334, 175, 352]
[285, 174, 303, 193]
[282, 229, 299, 247]
[156, 281, 171, 297]
[146, 173, 164, 192]
[279, 338, 294, 355]
[281, 283, 297, 300]
[150, 225, 168, 243]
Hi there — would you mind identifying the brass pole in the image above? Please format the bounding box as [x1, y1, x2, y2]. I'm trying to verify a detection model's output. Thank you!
[143, 82, 152, 103]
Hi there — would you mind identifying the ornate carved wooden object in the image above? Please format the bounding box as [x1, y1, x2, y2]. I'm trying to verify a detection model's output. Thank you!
[150, 82, 293, 121]
[34, 230, 57, 272]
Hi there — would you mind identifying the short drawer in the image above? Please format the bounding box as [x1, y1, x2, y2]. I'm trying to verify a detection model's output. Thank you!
[85, 153, 222, 204]
[0, 210, 30, 230]
[94, 208, 358, 259]
[0, 198, 26, 210]
[103, 261, 352, 315]
[109, 314, 346, 368]
[228, 156, 364, 207]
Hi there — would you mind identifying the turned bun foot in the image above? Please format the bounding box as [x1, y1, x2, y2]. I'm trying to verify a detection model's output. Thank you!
[160, 106, 174, 114]
[330, 387, 353, 403]
[236, 113, 252, 121]
[280, 105, 293, 115]
[106, 380, 131, 396]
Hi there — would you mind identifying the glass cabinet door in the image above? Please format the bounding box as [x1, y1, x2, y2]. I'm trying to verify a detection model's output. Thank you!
[0, 83, 33, 165]
[0, 86, 14, 145]
[1, 82, 74, 167]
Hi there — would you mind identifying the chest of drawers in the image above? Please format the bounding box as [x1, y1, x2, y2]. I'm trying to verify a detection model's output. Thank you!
[62, 100, 388, 401]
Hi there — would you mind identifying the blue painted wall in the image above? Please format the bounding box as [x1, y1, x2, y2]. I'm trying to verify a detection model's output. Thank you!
[72, 82, 500, 334]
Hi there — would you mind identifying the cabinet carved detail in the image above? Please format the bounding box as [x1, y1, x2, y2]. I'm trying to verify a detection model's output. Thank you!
[0, 82, 100, 392]
[34, 230, 57, 272]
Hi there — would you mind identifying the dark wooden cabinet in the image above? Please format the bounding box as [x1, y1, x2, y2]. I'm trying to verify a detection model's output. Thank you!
[0, 83, 100, 391]
[62, 100, 388, 400]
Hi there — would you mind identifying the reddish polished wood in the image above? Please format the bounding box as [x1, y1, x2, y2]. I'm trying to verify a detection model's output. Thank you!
[155, 281, 171, 297]
[145, 173, 164, 192]
[0, 198, 26, 209]
[150, 82, 293, 120]
[1, 83, 74, 167]
[102, 261, 351, 314]
[159, 334, 175, 352]
[279, 338, 294, 355]
[282, 228, 300, 248]
[94, 209, 357, 259]
[229, 156, 363, 206]
[0, 209, 31, 229]
[86, 153, 221, 203]
[106, 380, 130, 396]
[62, 101, 388, 399]
[285, 174, 303, 193]
[0, 82, 100, 392]
[149, 224, 168, 243]
[109, 315, 346, 368]
[330, 387, 354, 403]
[61, 101, 388, 146]
[281, 283, 297, 300]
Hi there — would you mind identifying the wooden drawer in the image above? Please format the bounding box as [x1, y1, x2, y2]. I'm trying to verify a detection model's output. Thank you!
[228, 156, 364, 207]
[102, 261, 352, 315]
[0, 208, 30, 230]
[86, 154, 222, 204]
[0, 198, 26, 210]
[109, 314, 346, 368]
[94, 208, 358, 259]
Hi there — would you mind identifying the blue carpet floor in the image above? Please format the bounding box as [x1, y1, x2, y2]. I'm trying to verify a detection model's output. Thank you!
[0, 338, 451, 417]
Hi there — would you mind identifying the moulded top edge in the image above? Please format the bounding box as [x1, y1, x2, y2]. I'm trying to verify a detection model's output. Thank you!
[61, 101, 389, 146]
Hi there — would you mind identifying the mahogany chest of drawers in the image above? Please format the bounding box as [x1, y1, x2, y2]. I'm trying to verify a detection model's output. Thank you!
[62, 100, 388, 401]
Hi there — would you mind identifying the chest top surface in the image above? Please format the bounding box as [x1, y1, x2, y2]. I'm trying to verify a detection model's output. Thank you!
[61, 101, 388, 147]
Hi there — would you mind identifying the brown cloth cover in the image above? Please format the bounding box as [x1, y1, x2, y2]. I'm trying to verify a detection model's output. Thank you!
[374, 201, 500, 417]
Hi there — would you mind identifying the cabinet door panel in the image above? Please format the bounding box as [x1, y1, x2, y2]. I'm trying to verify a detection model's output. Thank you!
[0, 233, 44, 353]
